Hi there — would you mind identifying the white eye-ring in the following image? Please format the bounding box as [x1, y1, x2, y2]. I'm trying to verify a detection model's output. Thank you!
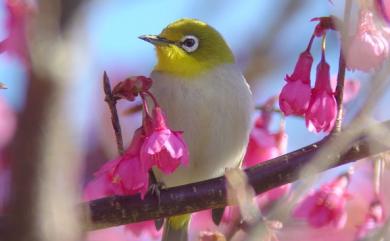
[180, 35, 199, 53]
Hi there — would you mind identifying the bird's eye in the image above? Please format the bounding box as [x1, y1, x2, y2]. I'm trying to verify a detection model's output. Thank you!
[180, 35, 199, 53]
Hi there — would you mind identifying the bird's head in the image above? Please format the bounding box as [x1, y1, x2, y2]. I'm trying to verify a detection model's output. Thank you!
[139, 18, 235, 78]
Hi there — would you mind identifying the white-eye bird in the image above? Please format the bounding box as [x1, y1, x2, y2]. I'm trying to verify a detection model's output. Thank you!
[139, 18, 253, 241]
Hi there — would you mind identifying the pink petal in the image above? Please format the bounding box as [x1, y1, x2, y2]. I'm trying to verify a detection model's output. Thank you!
[308, 206, 333, 227]
[346, 10, 389, 72]
[83, 174, 116, 201]
[305, 91, 337, 133]
[116, 156, 149, 198]
[333, 211, 348, 229]
[125, 221, 161, 239]
[279, 80, 311, 116]
[293, 192, 318, 218]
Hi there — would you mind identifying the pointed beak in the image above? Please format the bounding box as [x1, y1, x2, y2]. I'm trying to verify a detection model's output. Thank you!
[138, 35, 173, 46]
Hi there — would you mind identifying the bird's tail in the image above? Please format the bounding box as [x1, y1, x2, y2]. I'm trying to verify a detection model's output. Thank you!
[162, 214, 191, 241]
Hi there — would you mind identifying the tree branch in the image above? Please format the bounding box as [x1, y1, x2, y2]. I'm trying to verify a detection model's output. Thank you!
[333, 0, 352, 132]
[103, 72, 124, 155]
[81, 119, 390, 230]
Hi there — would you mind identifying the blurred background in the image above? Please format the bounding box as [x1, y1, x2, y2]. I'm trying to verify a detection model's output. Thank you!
[0, 0, 389, 241]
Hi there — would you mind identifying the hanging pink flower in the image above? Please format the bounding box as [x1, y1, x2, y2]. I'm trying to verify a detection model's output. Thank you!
[243, 124, 282, 168]
[305, 55, 337, 133]
[279, 50, 313, 116]
[84, 128, 150, 199]
[141, 107, 189, 174]
[243, 114, 287, 168]
[346, 10, 389, 72]
[355, 200, 386, 239]
[293, 173, 351, 229]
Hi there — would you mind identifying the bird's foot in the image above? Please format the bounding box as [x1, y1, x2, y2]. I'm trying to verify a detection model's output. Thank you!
[148, 170, 165, 230]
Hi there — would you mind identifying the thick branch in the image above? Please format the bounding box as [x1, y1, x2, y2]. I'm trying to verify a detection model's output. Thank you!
[82, 120, 390, 230]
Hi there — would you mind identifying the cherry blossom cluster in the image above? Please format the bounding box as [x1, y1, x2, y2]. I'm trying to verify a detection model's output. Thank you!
[279, 18, 337, 133]
[279, 5, 390, 133]
[84, 76, 189, 201]
[346, 9, 390, 72]
[292, 169, 386, 240]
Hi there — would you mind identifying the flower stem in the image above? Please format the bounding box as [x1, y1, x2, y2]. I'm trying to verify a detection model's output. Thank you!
[333, 0, 352, 133]
[321, 33, 327, 60]
[305, 34, 315, 52]
[140, 92, 151, 117]
[103, 71, 124, 155]
[144, 90, 159, 107]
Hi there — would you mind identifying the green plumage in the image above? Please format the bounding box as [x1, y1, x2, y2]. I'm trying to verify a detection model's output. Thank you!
[162, 214, 191, 241]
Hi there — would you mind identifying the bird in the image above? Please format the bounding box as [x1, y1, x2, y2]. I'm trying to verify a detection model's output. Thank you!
[139, 18, 253, 241]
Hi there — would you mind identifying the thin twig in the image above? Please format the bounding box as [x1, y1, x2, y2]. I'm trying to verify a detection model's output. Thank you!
[103, 71, 124, 155]
[333, 0, 352, 133]
[78, 119, 390, 230]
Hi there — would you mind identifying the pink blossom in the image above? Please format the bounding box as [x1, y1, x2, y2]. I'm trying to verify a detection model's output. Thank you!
[141, 107, 189, 174]
[346, 10, 389, 72]
[375, 0, 390, 23]
[83, 160, 118, 201]
[243, 126, 282, 168]
[0, 0, 35, 66]
[279, 50, 313, 116]
[243, 100, 290, 203]
[84, 128, 150, 199]
[112, 76, 153, 101]
[305, 56, 337, 133]
[293, 173, 351, 229]
[355, 200, 385, 239]
[243, 114, 287, 168]
[112, 151, 149, 198]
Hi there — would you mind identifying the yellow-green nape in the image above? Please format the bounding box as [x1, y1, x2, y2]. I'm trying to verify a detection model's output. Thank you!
[153, 18, 235, 78]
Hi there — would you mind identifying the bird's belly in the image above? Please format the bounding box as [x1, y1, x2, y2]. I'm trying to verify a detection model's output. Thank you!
[150, 67, 253, 187]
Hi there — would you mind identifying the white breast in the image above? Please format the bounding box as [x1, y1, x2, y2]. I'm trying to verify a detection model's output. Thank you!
[150, 64, 253, 187]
